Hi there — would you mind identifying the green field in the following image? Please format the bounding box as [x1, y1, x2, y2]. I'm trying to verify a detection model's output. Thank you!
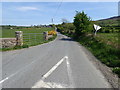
[1, 27, 56, 50]
[2, 27, 53, 38]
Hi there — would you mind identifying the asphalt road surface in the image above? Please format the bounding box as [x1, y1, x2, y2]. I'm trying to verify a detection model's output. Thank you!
[1, 33, 111, 88]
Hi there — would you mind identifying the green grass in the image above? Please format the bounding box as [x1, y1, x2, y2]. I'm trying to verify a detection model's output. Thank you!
[2, 27, 53, 38]
[76, 33, 120, 77]
[1, 27, 57, 51]
[96, 33, 119, 48]
[23, 33, 44, 46]
[1, 34, 57, 51]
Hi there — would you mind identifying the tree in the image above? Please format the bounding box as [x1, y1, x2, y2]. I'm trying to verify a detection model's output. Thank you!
[73, 11, 91, 37]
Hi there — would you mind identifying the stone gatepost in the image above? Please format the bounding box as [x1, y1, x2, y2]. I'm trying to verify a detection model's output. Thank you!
[15, 31, 23, 46]
[43, 31, 48, 41]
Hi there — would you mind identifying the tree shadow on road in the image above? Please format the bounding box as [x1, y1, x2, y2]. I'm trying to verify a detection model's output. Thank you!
[59, 38, 73, 41]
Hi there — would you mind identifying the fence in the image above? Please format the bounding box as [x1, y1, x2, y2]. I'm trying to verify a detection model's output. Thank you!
[23, 33, 44, 46]
[1, 31, 53, 48]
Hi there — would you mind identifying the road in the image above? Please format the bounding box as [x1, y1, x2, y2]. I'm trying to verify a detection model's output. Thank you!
[1, 33, 111, 88]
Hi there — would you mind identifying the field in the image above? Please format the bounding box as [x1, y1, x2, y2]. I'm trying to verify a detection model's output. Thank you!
[1, 27, 56, 50]
[2, 27, 53, 38]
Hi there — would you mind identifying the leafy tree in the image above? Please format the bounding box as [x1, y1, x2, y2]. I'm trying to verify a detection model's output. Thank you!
[56, 23, 75, 36]
[73, 11, 91, 37]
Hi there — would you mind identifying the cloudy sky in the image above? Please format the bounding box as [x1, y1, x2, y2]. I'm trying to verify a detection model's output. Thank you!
[2, 2, 118, 26]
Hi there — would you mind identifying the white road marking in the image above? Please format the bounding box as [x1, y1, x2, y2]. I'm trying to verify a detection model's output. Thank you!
[1, 34, 58, 84]
[0, 77, 8, 84]
[1, 55, 73, 88]
[0, 56, 67, 85]
[32, 80, 66, 88]
[0, 72, 17, 84]
[66, 58, 74, 88]
[32, 56, 69, 88]
[0, 56, 42, 84]
[42, 56, 68, 80]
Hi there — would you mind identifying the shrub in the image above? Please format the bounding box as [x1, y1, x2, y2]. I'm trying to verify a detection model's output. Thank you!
[22, 44, 29, 48]
[48, 30, 57, 35]
[109, 60, 120, 67]
[112, 67, 120, 77]
[73, 11, 91, 37]
[13, 45, 22, 49]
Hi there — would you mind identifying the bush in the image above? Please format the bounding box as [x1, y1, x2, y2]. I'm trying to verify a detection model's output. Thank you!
[22, 44, 29, 48]
[109, 60, 120, 67]
[101, 59, 110, 65]
[112, 67, 120, 77]
[48, 30, 57, 35]
[13, 46, 22, 49]
[73, 11, 91, 36]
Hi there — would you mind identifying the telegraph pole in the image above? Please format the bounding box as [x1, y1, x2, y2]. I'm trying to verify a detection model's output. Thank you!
[52, 18, 54, 25]
[52, 18, 57, 32]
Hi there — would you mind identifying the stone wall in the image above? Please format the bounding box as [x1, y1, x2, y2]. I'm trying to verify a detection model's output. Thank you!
[0, 38, 16, 48]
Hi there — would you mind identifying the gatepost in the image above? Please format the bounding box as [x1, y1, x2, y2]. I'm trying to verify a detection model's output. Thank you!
[15, 31, 23, 46]
[43, 31, 48, 41]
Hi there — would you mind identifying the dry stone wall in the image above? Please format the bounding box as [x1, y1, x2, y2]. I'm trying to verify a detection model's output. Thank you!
[0, 38, 16, 48]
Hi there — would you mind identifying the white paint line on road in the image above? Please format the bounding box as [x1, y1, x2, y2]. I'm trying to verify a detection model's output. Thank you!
[0, 72, 17, 84]
[0, 56, 42, 84]
[41, 56, 68, 80]
[32, 56, 68, 88]
[66, 58, 74, 88]
[0, 56, 67, 85]
[32, 80, 66, 88]
[0, 77, 8, 84]
[1, 35, 59, 84]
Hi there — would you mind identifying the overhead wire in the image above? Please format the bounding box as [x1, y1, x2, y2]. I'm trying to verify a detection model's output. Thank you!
[52, 0, 63, 24]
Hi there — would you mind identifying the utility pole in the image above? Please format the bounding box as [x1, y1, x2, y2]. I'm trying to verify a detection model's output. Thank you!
[52, 18, 57, 32]
[52, 18, 54, 25]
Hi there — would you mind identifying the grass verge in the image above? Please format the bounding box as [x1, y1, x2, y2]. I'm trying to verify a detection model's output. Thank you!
[76, 34, 120, 77]
[1, 35, 57, 52]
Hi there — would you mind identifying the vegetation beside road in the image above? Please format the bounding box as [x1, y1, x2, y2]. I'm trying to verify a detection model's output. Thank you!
[56, 11, 120, 77]
[77, 34, 120, 77]
[2, 27, 53, 38]
[1, 34, 57, 51]
[1, 26, 57, 51]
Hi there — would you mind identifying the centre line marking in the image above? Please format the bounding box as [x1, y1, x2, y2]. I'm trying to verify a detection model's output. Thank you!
[66, 58, 74, 88]
[32, 56, 68, 88]
[41, 56, 68, 80]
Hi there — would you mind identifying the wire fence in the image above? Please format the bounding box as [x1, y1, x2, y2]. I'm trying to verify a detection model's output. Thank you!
[23, 33, 44, 46]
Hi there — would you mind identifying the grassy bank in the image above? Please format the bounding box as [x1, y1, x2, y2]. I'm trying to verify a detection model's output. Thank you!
[76, 33, 120, 77]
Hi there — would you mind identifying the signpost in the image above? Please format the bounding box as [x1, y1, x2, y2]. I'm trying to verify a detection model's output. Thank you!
[94, 24, 101, 36]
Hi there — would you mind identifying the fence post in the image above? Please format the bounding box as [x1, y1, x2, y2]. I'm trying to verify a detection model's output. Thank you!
[43, 31, 48, 41]
[15, 31, 23, 46]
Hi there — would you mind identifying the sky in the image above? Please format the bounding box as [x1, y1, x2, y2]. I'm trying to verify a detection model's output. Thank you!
[1, 2, 119, 26]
